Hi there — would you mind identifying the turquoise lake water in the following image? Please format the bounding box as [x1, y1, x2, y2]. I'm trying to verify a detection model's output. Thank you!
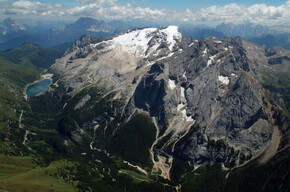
[26, 79, 52, 97]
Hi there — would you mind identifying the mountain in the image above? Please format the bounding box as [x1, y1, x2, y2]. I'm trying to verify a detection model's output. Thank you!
[0, 18, 27, 43]
[0, 27, 289, 191]
[181, 22, 290, 50]
[1, 18, 26, 35]
[45, 17, 117, 44]
[215, 22, 274, 38]
[51, 26, 289, 168]
[214, 22, 290, 50]
[180, 27, 225, 39]
[247, 33, 290, 50]
[0, 17, 131, 51]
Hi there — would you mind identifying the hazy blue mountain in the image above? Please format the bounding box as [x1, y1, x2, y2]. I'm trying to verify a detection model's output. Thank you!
[247, 33, 290, 49]
[215, 22, 273, 37]
[0, 17, 131, 51]
[180, 27, 225, 39]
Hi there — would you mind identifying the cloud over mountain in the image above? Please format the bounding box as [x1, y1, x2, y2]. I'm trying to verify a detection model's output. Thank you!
[0, 0, 289, 26]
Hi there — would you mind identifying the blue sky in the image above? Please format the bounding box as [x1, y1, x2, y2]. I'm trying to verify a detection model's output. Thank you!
[21, 0, 288, 10]
[24, 0, 287, 10]
[0, 0, 289, 26]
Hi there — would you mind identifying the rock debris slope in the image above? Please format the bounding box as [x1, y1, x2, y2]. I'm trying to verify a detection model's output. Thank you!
[51, 26, 290, 172]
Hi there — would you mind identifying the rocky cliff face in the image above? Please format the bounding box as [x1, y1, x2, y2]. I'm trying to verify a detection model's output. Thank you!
[51, 26, 290, 175]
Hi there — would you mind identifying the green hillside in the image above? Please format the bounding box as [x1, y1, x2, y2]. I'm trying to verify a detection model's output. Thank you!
[0, 42, 63, 69]
[0, 43, 63, 155]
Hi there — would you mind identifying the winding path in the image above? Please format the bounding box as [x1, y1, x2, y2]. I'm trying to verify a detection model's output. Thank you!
[18, 110, 23, 129]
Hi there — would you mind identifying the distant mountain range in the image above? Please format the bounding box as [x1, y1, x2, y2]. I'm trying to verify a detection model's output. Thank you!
[214, 22, 274, 37]
[1, 18, 290, 51]
[180, 22, 290, 50]
[0, 17, 132, 51]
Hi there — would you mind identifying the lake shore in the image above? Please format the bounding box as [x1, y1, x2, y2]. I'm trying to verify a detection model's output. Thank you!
[23, 73, 53, 100]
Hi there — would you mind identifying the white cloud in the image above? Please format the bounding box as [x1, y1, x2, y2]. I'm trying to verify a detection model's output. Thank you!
[0, 0, 289, 26]
[2, 0, 65, 17]
[77, 0, 117, 5]
[182, 1, 290, 25]
[67, 3, 167, 20]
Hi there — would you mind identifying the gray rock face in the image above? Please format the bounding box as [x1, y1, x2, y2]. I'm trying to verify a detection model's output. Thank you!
[51, 27, 290, 168]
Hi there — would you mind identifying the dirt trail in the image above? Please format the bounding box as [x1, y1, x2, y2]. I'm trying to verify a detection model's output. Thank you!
[18, 110, 23, 129]
[150, 117, 173, 180]
[123, 161, 148, 175]
[22, 130, 37, 145]
[23, 130, 29, 145]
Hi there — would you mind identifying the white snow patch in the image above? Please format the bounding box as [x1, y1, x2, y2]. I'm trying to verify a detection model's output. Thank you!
[207, 55, 216, 67]
[178, 49, 183, 53]
[182, 72, 187, 80]
[168, 79, 176, 90]
[215, 40, 222, 44]
[177, 103, 185, 111]
[182, 72, 186, 78]
[180, 87, 185, 98]
[108, 28, 157, 57]
[160, 26, 182, 51]
[231, 73, 237, 77]
[177, 103, 194, 122]
[181, 109, 187, 118]
[202, 48, 208, 57]
[224, 47, 228, 51]
[218, 75, 230, 85]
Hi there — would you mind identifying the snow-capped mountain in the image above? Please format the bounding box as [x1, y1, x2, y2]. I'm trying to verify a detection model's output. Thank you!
[51, 26, 289, 179]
